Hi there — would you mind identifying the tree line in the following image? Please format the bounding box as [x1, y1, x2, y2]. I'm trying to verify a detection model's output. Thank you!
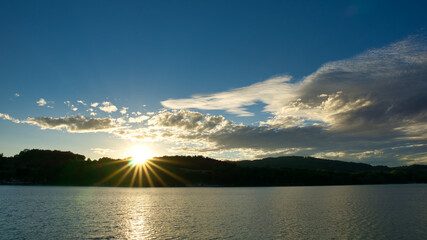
[1, 149, 426, 187]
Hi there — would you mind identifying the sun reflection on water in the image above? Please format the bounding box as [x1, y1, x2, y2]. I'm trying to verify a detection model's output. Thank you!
[126, 215, 150, 239]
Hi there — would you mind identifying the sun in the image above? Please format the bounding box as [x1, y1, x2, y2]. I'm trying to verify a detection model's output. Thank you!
[129, 146, 153, 166]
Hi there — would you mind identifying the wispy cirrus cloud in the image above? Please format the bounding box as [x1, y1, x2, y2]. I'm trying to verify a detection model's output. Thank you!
[162, 76, 297, 117]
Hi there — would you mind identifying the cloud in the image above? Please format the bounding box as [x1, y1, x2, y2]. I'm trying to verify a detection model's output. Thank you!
[114, 110, 231, 143]
[154, 35, 427, 164]
[14, 93, 20, 97]
[162, 76, 297, 116]
[91, 148, 114, 155]
[290, 36, 427, 136]
[2, 113, 119, 134]
[128, 115, 149, 123]
[121, 110, 322, 151]
[99, 101, 118, 113]
[37, 98, 47, 106]
[26, 116, 120, 133]
[91, 102, 99, 107]
[161, 35, 427, 139]
[0, 113, 21, 123]
[116, 109, 426, 164]
[77, 100, 87, 106]
[120, 107, 128, 115]
[148, 109, 229, 133]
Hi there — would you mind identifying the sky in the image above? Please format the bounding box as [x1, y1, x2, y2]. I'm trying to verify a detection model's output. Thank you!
[1, 0, 427, 166]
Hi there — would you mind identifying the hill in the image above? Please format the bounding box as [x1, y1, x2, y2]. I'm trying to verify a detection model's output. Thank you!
[235, 156, 389, 172]
[1, 149, 426, 187]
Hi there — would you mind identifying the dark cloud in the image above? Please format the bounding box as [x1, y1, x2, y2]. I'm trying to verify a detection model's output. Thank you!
[26, 116, 119, 133]
[296, 36, 427, 137]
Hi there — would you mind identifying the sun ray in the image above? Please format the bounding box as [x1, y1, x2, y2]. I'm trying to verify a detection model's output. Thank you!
[148, 161, 190, 185]
[100, 158, 129, 166]
[96, 153, 191, 187]
[138, 165, 143, 187]
[98, 163, 131, 185]
[145, 163, 167, 187]
[115, 164, 135, 186]
[142, 164, 154, 187]
[129, 165, 139, 187]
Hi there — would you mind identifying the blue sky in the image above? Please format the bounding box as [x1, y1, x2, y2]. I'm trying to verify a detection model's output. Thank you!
[1, 0, 427, 166]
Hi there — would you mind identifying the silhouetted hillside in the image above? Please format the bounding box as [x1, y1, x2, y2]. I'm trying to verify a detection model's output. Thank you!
[235, 156, 389, 172]
[1, 149, 426, 187]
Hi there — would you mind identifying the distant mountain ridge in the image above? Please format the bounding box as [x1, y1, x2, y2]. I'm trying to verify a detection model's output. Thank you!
[234, 156, 390, 172]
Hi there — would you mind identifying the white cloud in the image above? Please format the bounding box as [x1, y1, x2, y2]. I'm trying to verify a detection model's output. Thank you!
[120, 107, 128, 115]
[37, 98, 47, 106]
[91, 102, 99, 107]
[14, 93, 20, 97]
[77, 100, 87, 105]
[128, 115, 149, 123]
[162, 76, 297, 116]
[99, 101, 118, 113]
[72, 107, 78, 111]
[0, 113, 21, 123]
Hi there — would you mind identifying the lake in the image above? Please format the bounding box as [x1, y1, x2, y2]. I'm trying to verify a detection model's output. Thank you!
[0, 184, 426, 239]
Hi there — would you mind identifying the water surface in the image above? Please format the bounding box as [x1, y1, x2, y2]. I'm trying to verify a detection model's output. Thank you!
[1, 184, 426, 239]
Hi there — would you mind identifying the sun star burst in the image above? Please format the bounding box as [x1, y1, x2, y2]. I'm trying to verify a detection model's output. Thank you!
[129, 146, 153, 166]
